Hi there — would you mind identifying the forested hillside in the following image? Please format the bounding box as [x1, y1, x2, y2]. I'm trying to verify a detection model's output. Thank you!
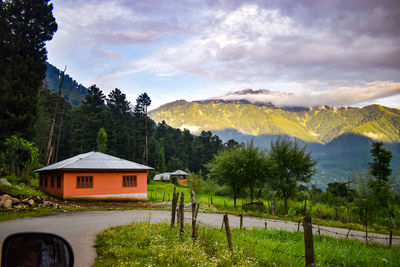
[149, 100, 400, 143]
[150, 100, 400, 187]
[32, 86, 225, 175]
[44, 62, 87, 106]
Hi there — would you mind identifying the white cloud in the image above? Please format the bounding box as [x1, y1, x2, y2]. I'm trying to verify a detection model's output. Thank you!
[214, 82, 400, 107]
[47, 0, 400, 109]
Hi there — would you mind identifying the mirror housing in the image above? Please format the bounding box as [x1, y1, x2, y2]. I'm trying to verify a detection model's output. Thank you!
[1, 232, 74, 267]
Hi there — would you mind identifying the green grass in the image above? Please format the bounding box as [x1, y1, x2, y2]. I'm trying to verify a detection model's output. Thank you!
[94, 221, 400, 267]
[0, 182, 47, 198]
[147, 182, 400, 235]
[0, 208, 61, 222]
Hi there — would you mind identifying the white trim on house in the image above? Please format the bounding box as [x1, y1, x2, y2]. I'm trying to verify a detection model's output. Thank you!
[66, 193, 147, 199]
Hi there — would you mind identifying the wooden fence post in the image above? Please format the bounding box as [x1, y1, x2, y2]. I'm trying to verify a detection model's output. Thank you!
[176, 193, 181, 222]
[303, 215, 315, 267]
[317, 225, 321, 240]
[223, 214, 233, 251]
[297, 219, 301, 232]
[389, 230, 393, 247]
[191, 191, 199, 240]
[179, 192, 184, 238]
[171, 187, 177, 227]
[265, 222, 267, 230]
[240, 215, 243, 229]
[211, 196, 213, 205]
[346, 228, 352, 239]
[163, 192, 165, 202]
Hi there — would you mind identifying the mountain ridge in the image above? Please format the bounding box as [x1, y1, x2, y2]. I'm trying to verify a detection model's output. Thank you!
[149, 100, 400, 144]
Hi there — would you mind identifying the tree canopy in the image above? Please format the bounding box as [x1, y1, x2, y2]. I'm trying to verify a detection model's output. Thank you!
[0, 0, 57, 140]
[268, 138, 317, 213]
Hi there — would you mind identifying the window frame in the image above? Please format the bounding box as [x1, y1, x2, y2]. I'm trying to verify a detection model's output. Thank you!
[76, 176, 93, 188]
[57, 175, 62, 188]
[122, 175, 137, 187]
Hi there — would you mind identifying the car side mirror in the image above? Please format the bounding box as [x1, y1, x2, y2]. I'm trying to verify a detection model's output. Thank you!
[1, 232, 74, 267]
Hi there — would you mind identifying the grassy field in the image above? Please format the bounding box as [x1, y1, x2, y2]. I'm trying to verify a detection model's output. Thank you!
[147, 181, 400, 235]
[94, 221, 400, 267]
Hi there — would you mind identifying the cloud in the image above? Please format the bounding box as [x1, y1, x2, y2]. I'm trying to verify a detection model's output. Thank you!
[215, 82, 400, 107]
[47, 0, 400, 108]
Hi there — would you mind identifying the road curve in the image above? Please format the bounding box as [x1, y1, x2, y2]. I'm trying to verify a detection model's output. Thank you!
[0, 210, 398, 267]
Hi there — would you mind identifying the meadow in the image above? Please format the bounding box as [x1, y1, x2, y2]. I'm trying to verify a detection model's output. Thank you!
[148, 181, 400, 235]
[94, 221, 400, 267]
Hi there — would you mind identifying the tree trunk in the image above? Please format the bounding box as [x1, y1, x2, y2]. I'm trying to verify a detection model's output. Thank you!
[144, 105, 148, 165]
[45, 66, 66, 165]
[54, 101, 65, 163]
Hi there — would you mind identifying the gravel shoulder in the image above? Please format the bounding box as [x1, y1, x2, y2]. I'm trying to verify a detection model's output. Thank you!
[0, 210, 398, 267]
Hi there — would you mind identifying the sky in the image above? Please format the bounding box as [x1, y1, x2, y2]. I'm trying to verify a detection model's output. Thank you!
[46, 0, 400, 110]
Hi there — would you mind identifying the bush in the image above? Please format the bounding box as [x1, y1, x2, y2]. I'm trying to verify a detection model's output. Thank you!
[187, 173, 205, 194]
[3, 136, 40, 183]
[215, 184, 232, 197]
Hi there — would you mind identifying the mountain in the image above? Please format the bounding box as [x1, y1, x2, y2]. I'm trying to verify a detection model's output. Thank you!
[149, 96, 400, 188]
[44, 62, 87, 106]
[149, 99, 400, 144]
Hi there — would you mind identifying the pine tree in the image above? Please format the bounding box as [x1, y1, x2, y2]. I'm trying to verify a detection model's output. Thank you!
[0, 0, 57, 140]
[368, 142, 393, 209]
[135, 93, 151, 164]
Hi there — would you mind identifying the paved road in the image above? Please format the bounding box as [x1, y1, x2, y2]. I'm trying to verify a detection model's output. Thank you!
[0, 210, 398, 266]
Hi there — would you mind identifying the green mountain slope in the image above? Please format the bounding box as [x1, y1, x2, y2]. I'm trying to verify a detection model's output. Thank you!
[44, 62, 87, 106]
[149, 100, 400, 144]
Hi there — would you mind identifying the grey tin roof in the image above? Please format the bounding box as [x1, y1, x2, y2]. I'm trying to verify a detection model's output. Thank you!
[153, 173, 171, 181]
[170, 170, 188, 176]
[35, 151, 154, 172]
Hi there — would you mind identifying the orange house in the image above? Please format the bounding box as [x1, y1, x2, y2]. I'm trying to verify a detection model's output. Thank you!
[35, 152, 153, 200]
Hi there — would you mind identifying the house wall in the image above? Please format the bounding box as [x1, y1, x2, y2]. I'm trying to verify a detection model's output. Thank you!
[62, 171, 148, 200]
[38, 171, 64, 198]
[177, 179, 187, 186]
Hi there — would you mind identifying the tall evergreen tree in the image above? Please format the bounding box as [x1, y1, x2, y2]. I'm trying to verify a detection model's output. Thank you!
[84, 84, 105, 109]
[369, 142, 392, 184]
[0, 0, 57, 140]
[107, 88, 131, 114]
[135, 93, 151, 164]
[368, 142, 393, 209]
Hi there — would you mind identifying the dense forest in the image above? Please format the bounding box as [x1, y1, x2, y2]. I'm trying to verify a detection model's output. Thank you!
[33, 84, 226, 175]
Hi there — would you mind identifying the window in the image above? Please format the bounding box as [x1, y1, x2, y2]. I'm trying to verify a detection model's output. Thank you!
[123, 175, 137, 187]
[51, 176, 55, 188]
[39, 176, 43, 186]
[76, 176, 93, 188]
[57, 176, 61, 188]
[45, 176, 48, 187]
